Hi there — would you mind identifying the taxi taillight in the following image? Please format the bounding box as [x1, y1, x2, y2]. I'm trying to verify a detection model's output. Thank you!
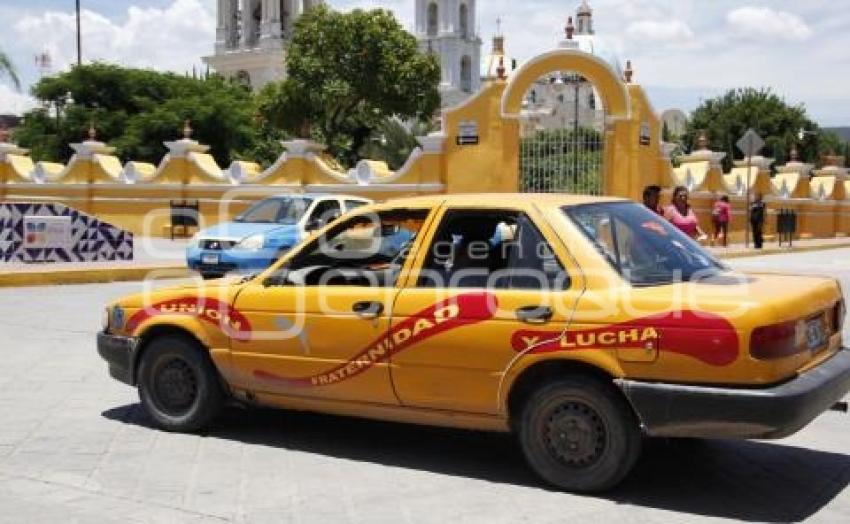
[750, 320, 801, 360]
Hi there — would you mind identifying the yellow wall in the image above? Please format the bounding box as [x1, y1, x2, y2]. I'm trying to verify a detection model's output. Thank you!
[1, 46, 848, 241]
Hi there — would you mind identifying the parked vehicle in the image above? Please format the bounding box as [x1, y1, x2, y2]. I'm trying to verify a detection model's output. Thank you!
[186, 194, 371, 279]
[100, 194, 849, 492]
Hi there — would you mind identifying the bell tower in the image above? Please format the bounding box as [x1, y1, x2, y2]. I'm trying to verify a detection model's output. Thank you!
[415, 0, 483, 107]
[205, 0, 325, 91]
[576, 0, 594, 35]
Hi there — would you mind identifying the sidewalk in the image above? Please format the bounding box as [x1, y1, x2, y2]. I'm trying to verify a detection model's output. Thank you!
[706, 236, 850, 259]
[2, 236, 850, 287]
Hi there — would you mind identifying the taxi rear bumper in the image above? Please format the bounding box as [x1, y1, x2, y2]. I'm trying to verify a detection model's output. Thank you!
[616, 347, 850, 439]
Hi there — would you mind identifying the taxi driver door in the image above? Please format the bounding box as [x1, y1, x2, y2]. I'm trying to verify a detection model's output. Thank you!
[231, 207, 434, 405]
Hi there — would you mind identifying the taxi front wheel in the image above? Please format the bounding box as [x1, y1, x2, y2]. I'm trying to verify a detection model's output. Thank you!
[518, 375, 642, 492]
[137, 335, 224, 432]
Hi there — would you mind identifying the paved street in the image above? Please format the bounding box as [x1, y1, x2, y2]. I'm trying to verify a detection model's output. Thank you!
[0, 250, 849, 523]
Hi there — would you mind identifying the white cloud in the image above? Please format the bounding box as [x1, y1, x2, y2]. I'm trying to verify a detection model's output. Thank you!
[0, 85, 36, 116]
[12, 0, 214, 75]
[626, 19, 695, 45]
[727, 6, 812, 42]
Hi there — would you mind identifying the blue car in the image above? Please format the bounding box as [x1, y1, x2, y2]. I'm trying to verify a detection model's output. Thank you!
[187, 194, 371, 279]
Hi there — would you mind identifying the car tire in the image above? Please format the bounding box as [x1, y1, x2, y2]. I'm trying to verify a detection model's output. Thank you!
[137, 335, 224, 432]
[200, 272, 223, 280]
[517, 375, 641, 492]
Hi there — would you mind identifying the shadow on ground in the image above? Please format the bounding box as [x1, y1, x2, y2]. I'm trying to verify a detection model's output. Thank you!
[103, 403, 849, 522]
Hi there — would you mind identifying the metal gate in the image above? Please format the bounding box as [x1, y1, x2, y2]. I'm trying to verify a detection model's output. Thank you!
[519, 72, 606, 195]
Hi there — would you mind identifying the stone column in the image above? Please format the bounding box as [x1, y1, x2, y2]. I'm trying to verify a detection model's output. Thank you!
[223, 0, 238, 48]
[215, 0, 227, 51]
[240, 0, 254, 47]
[439, 0, 450, 34]
[260, 0, 281, 45]
[281, 0, 295, 38]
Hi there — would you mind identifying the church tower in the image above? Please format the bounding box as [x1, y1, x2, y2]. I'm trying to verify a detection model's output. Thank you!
[204, 1, 324, 91]
[415, 0, 483, 107]
[576, 0, 594, 35]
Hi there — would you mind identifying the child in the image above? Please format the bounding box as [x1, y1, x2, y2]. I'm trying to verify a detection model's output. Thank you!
[712, 195, 731, 247]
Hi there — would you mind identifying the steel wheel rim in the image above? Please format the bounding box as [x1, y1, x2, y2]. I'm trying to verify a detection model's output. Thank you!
[152, 357, 198, 415]
[543, 400, 607, 468]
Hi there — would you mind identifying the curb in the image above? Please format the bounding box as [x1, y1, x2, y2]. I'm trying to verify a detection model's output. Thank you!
[713, 241, 850, 260]
[0, 266, 189, 288]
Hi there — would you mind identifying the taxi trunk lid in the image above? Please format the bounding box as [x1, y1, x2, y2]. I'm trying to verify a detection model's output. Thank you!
[697, 271, 844, 377]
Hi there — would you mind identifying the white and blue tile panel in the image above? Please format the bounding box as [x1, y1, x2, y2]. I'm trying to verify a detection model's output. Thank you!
[0, 203, 133, 263]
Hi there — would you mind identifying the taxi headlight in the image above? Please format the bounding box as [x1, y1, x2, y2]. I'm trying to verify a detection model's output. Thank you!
[235, 234, 265, 251]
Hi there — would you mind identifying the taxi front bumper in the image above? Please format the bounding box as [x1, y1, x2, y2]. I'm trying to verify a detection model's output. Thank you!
[616, 347, 850, 439]
[97, 331, 138, 386]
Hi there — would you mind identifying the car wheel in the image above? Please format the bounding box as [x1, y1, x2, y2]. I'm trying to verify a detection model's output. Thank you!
[200, 272, 223, 280]
[137, 335, 224, 432]
[518, 375, 641, 492]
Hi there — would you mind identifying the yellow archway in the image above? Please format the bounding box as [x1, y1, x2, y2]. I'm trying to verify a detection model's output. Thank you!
[501, 49, 630, 120]
[440, 48, 663, 200]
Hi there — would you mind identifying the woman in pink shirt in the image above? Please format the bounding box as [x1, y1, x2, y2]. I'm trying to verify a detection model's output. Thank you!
[664, 186, 707, 241]
[711, 194, 731, 247]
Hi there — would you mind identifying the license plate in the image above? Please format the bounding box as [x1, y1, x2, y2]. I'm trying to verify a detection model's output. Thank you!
[201, 253, 220, 265]
[806, 317, 826, 351]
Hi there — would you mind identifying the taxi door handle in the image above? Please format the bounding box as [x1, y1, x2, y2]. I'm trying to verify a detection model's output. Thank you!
[352, 301, 384, 319]
[516, 306, 553, 324]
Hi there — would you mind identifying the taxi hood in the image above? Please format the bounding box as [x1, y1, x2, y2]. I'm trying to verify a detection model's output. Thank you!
[107, 277, 245, 310]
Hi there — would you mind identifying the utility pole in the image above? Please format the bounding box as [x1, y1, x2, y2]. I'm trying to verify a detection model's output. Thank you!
[76, 0, 82, 66]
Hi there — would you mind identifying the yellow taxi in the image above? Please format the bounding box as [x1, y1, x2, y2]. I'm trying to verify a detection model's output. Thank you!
[98, 194, 850, 492]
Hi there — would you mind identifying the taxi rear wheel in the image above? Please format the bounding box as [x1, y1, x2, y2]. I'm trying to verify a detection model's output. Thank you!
[518, 375, 641, 492]
[137, 335, 224, 432]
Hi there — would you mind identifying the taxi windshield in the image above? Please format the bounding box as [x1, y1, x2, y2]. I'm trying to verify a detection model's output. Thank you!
[565, 202, 725, 286]
[235, 197, 313, 224]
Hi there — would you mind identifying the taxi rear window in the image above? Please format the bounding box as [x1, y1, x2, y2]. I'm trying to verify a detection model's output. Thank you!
[565, 202, 724, 286]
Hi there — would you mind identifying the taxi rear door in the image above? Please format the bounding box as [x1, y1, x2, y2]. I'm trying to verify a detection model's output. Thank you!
[388, 203, 583, 415]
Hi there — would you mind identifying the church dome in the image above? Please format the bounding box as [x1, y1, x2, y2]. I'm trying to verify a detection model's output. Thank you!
[577, 0, 592, 15]
[573, 33, 623, 77]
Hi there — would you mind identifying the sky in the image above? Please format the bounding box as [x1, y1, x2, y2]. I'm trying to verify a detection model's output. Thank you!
[0, 0, 848, 126]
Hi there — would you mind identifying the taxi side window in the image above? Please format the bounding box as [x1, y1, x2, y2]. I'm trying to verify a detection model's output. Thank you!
[266, 209, 429, 287]
[307, 200, 342, 229]
[417, 210, 569, 290]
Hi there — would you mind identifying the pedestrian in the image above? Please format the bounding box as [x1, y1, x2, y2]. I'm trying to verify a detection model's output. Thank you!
[750, 192, 766, 249]
[642, 185, 663, 215]
[664, 185, 708, 241]
[712, 194, 731, 247]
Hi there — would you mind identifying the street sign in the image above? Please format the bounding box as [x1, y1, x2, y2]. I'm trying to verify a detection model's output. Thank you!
[736, 128, 764, 158]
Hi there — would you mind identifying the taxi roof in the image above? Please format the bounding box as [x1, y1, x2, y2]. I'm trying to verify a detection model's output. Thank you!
[375, 193, 627, 209]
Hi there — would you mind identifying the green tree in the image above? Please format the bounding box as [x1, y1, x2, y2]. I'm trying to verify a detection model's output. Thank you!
[357, 119, 433, 170]
[14, 63, 258, 166]
[817, 131, 849, 160]
[0, 50, 20, 90]
[684, 88, 819, 171]
[259, 5, 440, 167]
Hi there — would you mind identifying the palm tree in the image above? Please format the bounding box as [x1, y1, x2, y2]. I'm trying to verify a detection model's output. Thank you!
[0, 50, 21, 91]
